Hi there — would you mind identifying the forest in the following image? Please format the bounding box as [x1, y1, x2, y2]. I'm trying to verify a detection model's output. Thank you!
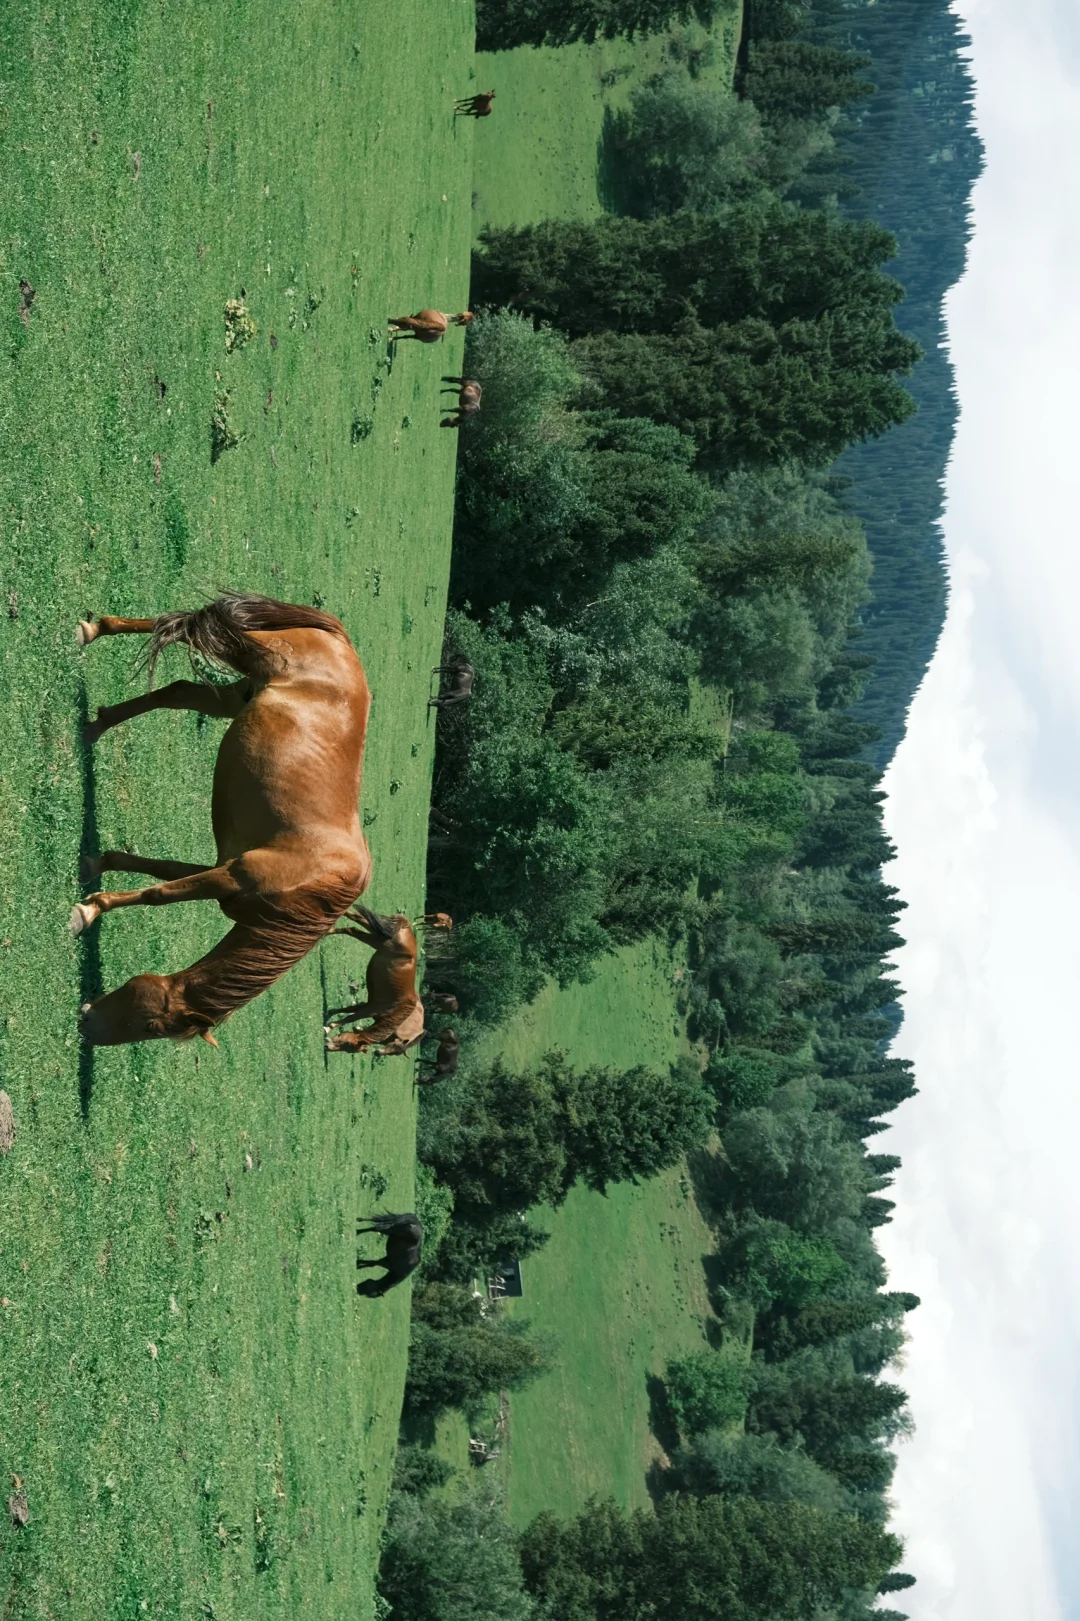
[378, 2, 980, 1618]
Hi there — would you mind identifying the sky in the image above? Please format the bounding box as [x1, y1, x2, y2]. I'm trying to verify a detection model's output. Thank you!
[876, 3, 1080, 1617]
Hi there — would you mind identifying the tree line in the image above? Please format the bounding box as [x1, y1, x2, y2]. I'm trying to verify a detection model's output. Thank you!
[381, 4, 950, 1618]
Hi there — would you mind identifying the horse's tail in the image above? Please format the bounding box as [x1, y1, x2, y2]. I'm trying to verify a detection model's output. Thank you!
[146, 592, 347, 681]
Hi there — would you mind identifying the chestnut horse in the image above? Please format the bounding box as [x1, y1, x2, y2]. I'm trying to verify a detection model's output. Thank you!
[324, 904, 423, 1054]
[388, 309, 473, 344]
[74, 594, 372, 1046]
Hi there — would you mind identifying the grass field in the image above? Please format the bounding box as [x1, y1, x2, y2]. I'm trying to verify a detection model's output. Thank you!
[471, 5, 742, 228]
[0, 2, 477, 1614]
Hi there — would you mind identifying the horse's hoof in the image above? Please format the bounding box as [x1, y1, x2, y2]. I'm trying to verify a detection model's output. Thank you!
[79, 853, 102, 883]
[83, 717, 106, 747]
[69, 901, 100, 936]
[76, 620, 99, 647]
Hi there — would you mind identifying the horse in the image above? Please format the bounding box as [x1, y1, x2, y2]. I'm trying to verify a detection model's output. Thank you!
[388, 309, 473, 344]
[414, 911, 453, 931]
[424, 991, 458, 1014]
[74, 594, 372, 1047]
[454, 91, 495, 118]
[428, 658, 475, 708]
[324, 904, 423, 1054]
[417, 1027, 460, 1086]
[439, 377, 482, 428]
[355, 1213, 423, 1297]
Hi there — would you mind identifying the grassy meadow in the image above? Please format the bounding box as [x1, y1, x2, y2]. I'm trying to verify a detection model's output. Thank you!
[0, 1, 476, 1614]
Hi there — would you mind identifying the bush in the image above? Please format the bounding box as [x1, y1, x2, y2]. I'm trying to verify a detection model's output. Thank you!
[405, 1284, 556, 1419]
[392, 1442, 455, 1498]
[378, 1488, 535, 1621]
[414, 1163, 455, 1269]
[664, 1350, 748, 1437]
[718, 1217, 849, 1310]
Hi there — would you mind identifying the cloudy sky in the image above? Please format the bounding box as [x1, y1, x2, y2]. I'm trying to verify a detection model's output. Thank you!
[877, 2, 1080, 1617]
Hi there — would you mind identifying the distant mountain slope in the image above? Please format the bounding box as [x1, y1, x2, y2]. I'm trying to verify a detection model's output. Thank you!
[830, 0, 983, 764]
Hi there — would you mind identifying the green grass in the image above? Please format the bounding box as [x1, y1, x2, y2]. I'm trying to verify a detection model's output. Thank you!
[432, 943, 719, 1522]
[0, 1, 478, 1614]
[471, 5, 743, 228]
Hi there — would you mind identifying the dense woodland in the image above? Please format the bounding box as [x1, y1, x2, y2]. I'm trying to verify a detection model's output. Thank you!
[379, 2, 980, 1618]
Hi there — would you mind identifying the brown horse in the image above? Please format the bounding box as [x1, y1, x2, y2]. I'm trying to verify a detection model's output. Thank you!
[454, 91, 495, 117]
[439, 377, 481, 428]
[429, 658, 475, 708]
[388, 309, 473, 344]
[417, 1027, 460, 1085]
[415, 911, 454, 931]
[74, 594, 372, 1046]
[324, 904, 423, 1054]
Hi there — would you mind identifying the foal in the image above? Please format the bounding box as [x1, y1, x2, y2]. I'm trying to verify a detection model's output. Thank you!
[388, 310, 473, 344]
[439, 377, 481, 428]
[324, 905, 423, 1054]
[417, 1028, 460, 1086]
[356, 1214, 423, 1297]
[428, 658, 475, 708]
[75, 594, 372, 1046]
[454, 91, 495, 117]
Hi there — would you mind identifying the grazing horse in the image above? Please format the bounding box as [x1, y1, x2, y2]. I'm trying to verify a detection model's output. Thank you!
[439, 377, 482, 428]
[415, 911, 454, 931]
[324, 904, 423, 1053]
[417, 1027, 460, 1086]
[74, 594, 372, 1047]
[388, 309, 473, 344]
[425, 991, 459, 1015]
[356, 1213, 423, 1297]
[429, 658, 475, 708]
[454, 90, 495, 117]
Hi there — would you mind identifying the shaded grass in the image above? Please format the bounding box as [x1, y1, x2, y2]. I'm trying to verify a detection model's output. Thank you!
[0, 0, 475, 1614]
[471, 5, 743, 230]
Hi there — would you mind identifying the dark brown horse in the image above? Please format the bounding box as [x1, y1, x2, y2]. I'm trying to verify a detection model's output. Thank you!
[324, 904, 423, 1054]
[428, 658, 475, 708]
[417, 1027, 460, 1085]
[388, 309, 473, 344]
[439, 376, 482, 428]
[75, 594, 372, 1046]
[425, 991, 459, 1015]
[356, 1213, 423, 1297]
[454, 91, 495, 117]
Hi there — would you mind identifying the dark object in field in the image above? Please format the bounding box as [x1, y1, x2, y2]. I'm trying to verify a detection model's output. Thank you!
[388, 309, 473, 344]
[428, 657, 475, 708]
[425, 991, 459, 1014]
[17, 279, 34, 328]
[356, 1212, 423, 1296]
[325, 904, 423, 1054]
[439, 376, 482, 428]
[0, 1091, 13, 1156]
[8, 1482, 28, 1527]
[417, 1027, 460, 1085]
[454, 91, 495, 118]
[73, 595, 372, 1046]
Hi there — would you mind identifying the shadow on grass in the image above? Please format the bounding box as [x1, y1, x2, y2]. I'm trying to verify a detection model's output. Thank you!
[596, 106, 636, 216]
[645, 1371, 680, 1460]
[75, 682, 102, 1117]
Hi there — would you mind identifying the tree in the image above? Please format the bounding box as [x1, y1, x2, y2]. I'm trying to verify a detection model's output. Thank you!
[404, 1284, 555, 1418]
[671, 1430, 849, 1512]
[474, 205, 908, 340]
[756, 1292, 918, 1361]
[748, 1368, 909, 1463]
[476, 0, 719, 50]
[742, 41, 874, 122]
[519, 1494, 902, 1621]
[718, 1218, 850, 1311]
[378, 1489, 536, 1621]
[610, 77, 768, 217]
[419, 1051, 711, 1215]
[664, 1350, 748, 1436]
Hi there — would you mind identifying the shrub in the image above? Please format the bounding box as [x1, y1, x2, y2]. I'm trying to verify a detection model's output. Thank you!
[664, 1350, 748, 1437]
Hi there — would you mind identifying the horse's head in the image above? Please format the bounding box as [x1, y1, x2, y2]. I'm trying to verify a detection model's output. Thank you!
[79, 975, 220, 1047]
[452, 311, 474, 326]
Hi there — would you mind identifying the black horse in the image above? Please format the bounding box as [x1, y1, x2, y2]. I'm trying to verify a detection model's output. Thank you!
[429, 658, 475, 708]
[356, 1213, 423, 1297]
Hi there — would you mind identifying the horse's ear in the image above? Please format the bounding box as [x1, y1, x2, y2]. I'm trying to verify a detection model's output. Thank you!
[199, 1029, 219, 1049]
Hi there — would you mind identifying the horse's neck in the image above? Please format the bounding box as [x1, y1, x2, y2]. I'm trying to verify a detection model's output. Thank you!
[174, 920, 324, 1020]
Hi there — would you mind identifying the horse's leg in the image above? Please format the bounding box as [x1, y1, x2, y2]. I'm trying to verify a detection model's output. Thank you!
[355, 1257, 389, 1271]
[439, 417, 463, 429]
[85, 678, 251, 745]
[70, 861, 246, 935]
[441, 376, 466, 384]
[325, 1000, 376, 1024]
[331, 925, 382, 949]
[325, 1029, 377, 1053]
[80, 851, 214, 884]
[77, 615, 156, 648]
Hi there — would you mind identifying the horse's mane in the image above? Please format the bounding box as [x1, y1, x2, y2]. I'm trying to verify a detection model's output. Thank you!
[181, 880, 361, 1027]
